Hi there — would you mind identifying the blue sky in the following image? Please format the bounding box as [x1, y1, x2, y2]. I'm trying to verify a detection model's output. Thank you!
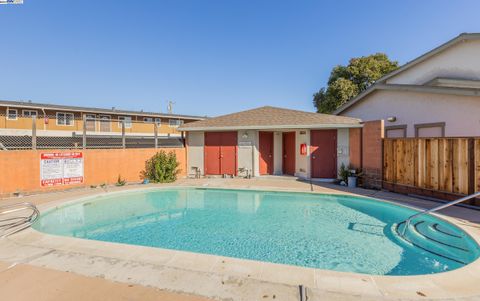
[1, 1, 479, 117]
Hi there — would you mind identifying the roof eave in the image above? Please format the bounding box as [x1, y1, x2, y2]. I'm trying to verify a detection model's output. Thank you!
[0, 100, 206, 120]
[179, 123, 363, 131]
[335, 33, 480, 115]
[335, 83, 480, 115]
[375, 33, 480, 85]
[377, 83, 480, 96]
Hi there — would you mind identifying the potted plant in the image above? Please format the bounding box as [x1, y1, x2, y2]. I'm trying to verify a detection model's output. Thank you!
[339, 164, 350, 186]
[339, 164, 361, 188]
[347, 170, 357, 188]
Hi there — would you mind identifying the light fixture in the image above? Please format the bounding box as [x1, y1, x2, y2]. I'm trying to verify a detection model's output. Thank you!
[242, 132, 249, 139]
[387, 116, 397, 122]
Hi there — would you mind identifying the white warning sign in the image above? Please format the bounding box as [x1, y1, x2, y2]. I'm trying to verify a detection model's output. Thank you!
[40, 152, 84, 186]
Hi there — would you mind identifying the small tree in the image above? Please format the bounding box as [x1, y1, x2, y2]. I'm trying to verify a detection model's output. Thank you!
[142, 150, 180, 183]
[313, 53, 399, 113]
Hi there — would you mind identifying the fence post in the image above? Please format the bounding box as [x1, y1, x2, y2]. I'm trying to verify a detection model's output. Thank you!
[154, 122, 158, 149]
[468, 138, 475, 204]
[31, 116, 37, 150]
[122, 121, 126, 149]
[82, 114, 87, 149]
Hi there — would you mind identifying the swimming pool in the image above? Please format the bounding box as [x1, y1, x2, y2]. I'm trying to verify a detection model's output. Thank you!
[33, 188, 480, 275]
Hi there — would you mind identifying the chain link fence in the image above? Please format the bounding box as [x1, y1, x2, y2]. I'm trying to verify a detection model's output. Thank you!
[0, 113, 185, 150]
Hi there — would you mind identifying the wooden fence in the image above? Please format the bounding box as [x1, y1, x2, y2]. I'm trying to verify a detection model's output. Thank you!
[383, 138, 480, 201]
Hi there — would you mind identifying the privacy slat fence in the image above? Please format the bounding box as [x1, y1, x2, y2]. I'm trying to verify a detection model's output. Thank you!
[383, 138, 480, 202]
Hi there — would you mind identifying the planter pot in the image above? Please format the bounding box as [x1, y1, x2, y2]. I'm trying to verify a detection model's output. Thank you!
[347, 176, 357, 188]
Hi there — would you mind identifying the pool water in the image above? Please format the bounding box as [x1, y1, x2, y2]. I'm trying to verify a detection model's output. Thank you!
[33, 188, 480, 275]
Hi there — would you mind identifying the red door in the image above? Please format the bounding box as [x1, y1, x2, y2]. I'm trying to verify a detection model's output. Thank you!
[282, 132, 296, 175]
[310, 130, 337, 178]
[219, 132, 237, 175]
[204, 132, 237, 175]
[204, 132, 221, 175]
[259, 131, 274, 175]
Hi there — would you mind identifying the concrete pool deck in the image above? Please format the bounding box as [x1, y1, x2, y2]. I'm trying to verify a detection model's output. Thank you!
[1, 177, 480, 300]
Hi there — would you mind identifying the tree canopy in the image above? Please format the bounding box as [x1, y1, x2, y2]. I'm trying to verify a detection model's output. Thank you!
[313, 53, 399, 114]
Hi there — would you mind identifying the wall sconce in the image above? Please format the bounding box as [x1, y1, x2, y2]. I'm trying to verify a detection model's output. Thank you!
[242, 132, 249, 139]
[387, 116, 397, 122]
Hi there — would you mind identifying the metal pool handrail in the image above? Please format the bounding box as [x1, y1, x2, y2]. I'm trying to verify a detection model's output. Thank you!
[401, 191, 480, 236]
[0, 202, 40, 237]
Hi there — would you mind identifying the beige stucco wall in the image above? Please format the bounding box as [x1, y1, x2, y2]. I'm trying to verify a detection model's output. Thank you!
[342, 90, 480, 137]
[294, 129, 310, 179]
[186, 131, 204, 176]
[387, 39, 480, 85]
[273, 132, 283, 175]
[337, 128, 349, 176]
[237, 130, 259, 177]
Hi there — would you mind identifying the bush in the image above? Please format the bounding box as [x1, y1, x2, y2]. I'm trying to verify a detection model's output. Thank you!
[339, 163, 351, 183]
[116, 175, 126, 186]
[142, 150, 180, 183]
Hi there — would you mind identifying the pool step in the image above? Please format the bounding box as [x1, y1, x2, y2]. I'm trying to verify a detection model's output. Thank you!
[415, 221, 470, 252]
[396, 220, 477, 265]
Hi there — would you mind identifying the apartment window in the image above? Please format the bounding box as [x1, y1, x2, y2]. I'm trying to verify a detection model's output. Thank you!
[56, 112, 75, 126]
[22, 110, 38, 118]
[24, 110, 38, 117]
[85, 114, 97, 131]
[7, 109, 18, 120]
[99, 115, 111, 132]
[118, 116, 132, 128]
[143, 117, 153, 123]
[169, 119, 184, 127]
[155, 118, 161, 125]
[385, 125, 407, 138]
[414, 122, 445, 138]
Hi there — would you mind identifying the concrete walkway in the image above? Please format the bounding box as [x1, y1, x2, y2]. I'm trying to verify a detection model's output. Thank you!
[0, 261, 211, 301]
[1, 177, 480, 301]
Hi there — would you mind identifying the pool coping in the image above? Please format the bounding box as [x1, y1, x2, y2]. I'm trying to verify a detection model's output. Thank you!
[4, 184, 480, 300]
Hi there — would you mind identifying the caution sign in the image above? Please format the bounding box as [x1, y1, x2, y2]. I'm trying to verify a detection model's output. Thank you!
[40, 152, 84, 186]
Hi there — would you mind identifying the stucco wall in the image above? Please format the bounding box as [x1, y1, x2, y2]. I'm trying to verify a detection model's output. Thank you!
[387, 39, 480, 85]
[186, 131, 204, 175]
[337, 128, 349, 176]
[295, 130, 310, 178]
[342, 90, 480, 137]
[273, 132, 283, 175]
[237, 130, 259, 177]
[0, 148, 186, 197]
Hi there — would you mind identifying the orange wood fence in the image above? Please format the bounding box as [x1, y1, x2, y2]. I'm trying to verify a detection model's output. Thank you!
[0, 148, 186, 196]
[383, 138, 480, 200]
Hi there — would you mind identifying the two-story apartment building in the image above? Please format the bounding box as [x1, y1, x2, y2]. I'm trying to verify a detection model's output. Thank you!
[0, 100, 205, 138]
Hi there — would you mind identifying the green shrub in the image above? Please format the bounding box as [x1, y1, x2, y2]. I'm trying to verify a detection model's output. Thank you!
[142, 150, 180, 183]
[116, 175, 126, 186]
[339, 163, 351, 183]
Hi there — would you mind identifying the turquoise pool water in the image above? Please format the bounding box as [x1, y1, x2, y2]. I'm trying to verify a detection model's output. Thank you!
[33, 188, 480, 275]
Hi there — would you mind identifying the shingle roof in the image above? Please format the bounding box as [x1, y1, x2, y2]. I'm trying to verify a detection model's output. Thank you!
[179, 106, 361, 131]
[0, 99, 206, 120]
